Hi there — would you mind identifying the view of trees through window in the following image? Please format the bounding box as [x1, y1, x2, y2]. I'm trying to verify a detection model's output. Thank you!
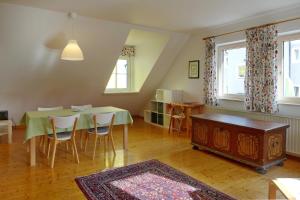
[222, 47, 246, 95]
[106, 59, 129, 90]
[283, 39, 300, 97]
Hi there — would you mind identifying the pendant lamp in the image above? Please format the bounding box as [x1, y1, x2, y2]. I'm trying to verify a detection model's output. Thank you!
[61, 12, 84, 61]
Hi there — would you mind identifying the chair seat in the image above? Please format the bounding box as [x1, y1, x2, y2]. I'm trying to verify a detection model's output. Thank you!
[172, 115, 185, 119]
[88, 127, 109, 135]
[48, 131, 72, 140]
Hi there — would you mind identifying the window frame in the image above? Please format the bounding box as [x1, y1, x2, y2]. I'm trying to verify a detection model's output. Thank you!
[277, 32, 300, 104]
[217, 41, 246, 101]
[105, 55, 133, 93]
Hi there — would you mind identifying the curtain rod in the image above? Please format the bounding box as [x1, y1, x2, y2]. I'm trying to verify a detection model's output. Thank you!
[202, 16, 300, 40]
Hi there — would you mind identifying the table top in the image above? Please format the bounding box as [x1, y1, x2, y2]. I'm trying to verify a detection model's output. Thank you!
[167, 102, 204, 108]
[21, 106, 133, 141]
[272, 178, 300, 200]
[181, 102, 204, 107]
[191, 113, 289, 132]
[25, 106, 128, 118]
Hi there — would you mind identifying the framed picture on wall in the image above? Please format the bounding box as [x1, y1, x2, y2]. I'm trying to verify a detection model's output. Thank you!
[188, 60, 199, 79]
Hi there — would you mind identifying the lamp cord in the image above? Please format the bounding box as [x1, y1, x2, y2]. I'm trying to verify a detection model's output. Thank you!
[71, 18, 74, 39]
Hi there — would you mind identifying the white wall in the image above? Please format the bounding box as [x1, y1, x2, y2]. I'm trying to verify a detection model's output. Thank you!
[0, 3, 189, 123]
[159, 35, 205, 103]
[159, 5, 300, 117]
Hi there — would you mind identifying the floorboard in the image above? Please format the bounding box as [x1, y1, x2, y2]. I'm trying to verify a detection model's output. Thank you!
[0, 117, 299, 199]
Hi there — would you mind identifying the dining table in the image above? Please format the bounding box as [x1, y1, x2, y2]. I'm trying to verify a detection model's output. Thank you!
[21, 106, 133, 166]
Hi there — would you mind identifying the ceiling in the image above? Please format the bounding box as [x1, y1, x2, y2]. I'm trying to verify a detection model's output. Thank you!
[2, 0, 300, 32]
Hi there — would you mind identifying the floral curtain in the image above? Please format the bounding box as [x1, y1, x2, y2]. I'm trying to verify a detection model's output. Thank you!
[245, 25, 278, 113]
[203, 38, 218, 106]
[121, 46, 135, 57]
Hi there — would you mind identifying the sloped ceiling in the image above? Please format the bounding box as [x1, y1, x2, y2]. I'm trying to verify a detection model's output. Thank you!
[124, 29, 170, 91]
[1, 0, 300, 31]
[0, 3, 188, 122]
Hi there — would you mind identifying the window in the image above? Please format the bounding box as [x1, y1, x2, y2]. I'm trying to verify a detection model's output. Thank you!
[106, 56, 132, 92]
[292, 48, 300, 63]
[218, 42, 246, 98]
[278, 34, 300, 100]
[216, 32, 300, 104]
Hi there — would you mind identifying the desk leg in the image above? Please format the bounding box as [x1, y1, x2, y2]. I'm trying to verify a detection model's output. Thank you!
[8, 124, 12, 144]
[30, 137, 36, 166]
[186, 108, 192, 137]
[268, 181, 277, 200]
[123, 124, 128, 150]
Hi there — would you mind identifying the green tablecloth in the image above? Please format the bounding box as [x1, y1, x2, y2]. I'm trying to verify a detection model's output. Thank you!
[21, 106, 133, 141]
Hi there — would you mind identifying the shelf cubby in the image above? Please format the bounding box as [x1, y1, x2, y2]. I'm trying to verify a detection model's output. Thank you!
[144, 89, 183, 129]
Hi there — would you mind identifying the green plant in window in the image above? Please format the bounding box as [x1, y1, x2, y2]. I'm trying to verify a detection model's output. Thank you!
[238, 65, 246, 78]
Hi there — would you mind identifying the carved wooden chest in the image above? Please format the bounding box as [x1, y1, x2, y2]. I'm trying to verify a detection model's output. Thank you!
[191, 113, 289, 173]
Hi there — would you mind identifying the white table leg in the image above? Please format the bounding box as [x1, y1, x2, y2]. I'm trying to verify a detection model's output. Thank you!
[8, 122, 12, 144]
[123, 124, 128, 150]
[30, 137, 36, 166]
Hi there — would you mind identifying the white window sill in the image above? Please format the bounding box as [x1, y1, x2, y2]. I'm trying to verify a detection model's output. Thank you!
[217, 96, 244, 102]
[218, 96, 300, 106]
[103, 90, 139, 95]
[278, 99, 300, 106]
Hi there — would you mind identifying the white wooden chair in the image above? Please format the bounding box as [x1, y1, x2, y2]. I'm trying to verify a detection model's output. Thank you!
[71, 105, 92, 111]
[70, 105, 92, 149]
[168, 104, 186, 134]
[37, 106, 63, 151]
[84, 113, 116, 160]
[38, 106, 63, 111]
[0, 120, 12, 144]
[47, 114, 80, 168]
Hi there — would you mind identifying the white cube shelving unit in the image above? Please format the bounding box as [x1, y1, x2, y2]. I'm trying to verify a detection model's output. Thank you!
[144, 89, 183, 128]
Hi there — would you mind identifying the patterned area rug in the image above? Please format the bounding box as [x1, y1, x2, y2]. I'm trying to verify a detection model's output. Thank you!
[75, 160, 235, 200]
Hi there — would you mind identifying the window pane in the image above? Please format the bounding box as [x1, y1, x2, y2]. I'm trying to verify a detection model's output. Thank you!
[283, 40, 300, 97]
[116, 74, 127, 88]
[112, 66, 116, 74]
[106, 58, 130, 90]
[116, 59, 128, 74]
[106, 74, 116, 89]
[223, 47, 246, 95]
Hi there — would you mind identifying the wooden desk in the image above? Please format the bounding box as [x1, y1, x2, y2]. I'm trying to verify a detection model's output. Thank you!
[191, 113, 289, 173]
[269, 178, 300, 200]
[168, 103, 204, 136]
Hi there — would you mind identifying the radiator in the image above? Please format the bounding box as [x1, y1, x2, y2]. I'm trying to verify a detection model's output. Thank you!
[205, 107, 300, 157]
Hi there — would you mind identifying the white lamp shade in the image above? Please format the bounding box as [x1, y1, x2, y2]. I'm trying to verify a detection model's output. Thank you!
[61, 40, 84, 61]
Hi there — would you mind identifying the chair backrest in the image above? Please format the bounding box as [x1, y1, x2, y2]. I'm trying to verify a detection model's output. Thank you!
[94, 112, 114, 127]
[71, 105, 92, 110]
[38, 106, 63, 111]
[50, 114, 80, 129]
[170, 104, 185, 117]
[49, 114, 80, 139]
[92, 113, 115, 134]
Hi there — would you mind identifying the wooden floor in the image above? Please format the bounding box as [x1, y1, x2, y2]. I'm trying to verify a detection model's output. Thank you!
[0, 117, 299, 199]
